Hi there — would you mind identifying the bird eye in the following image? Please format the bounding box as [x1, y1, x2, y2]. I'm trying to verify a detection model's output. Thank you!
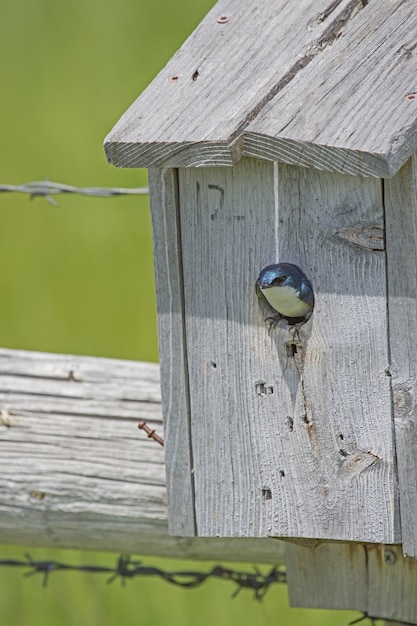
[271, 275, 286, 286]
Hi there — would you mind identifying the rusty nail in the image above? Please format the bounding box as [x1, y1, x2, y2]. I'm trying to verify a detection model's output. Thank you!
[404, 93, 417, 101]
[216, 15, 229, 24]
[169, 74, 181, 82]
[138, 420, 164, 447]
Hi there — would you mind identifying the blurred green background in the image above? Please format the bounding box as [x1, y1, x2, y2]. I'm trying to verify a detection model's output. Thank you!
[0, 0, 357, 624]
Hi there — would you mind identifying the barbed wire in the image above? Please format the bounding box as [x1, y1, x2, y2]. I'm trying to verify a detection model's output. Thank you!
[0, 181, 149, 206]
[0, 554, 285, 600]
[0, 554, 398, 623]
[349, 613, 413, 626]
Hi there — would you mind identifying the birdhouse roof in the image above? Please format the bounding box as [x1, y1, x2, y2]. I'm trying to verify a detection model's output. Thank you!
[105, 0, 417, 178]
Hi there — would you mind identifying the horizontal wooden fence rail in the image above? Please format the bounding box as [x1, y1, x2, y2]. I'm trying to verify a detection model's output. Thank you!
[0, 348, 285, 564]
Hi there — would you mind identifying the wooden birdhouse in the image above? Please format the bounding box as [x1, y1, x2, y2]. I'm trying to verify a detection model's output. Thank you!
[105, 0, 417, 560]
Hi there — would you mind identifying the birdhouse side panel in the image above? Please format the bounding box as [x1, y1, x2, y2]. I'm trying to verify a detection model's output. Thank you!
[175, 157, 398, 542]
[148, 167, 196, 536]
[385, 155, 417, 558]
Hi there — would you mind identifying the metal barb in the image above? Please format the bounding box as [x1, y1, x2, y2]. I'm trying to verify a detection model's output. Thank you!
[350, 613, 417, 626]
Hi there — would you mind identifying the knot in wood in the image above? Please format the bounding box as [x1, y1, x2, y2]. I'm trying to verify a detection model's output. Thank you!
[393, 385, 414, 418]
[337, 223, 384, 251]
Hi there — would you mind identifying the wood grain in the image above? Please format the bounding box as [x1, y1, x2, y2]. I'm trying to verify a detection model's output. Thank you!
[0, 347, 286, 564]
[105, 0, 417, 178]
[244, 0, 417, 178]
[148, 167, 196, 536]
[178, 158, 279, 537]
[175, 157, 399, 542]
[384, 157, 417, 559]
[275, 163, 398, 542]
[285, 542, 417, 624]
[104, 0, 366, 169]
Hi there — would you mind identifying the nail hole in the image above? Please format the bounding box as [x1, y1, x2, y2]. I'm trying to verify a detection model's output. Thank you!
[255, 380, 273, 396]
[262, 488, 272, 501]
[192, 69, 199, 81]
[255, 380, 266, 396]
[279, 470, 285, 478]
[216, 15, 229, 23]
[208, 361, 217, 370]
[301, 414, 313, 429]
[285, 416, 294, 432]
[338, 433, 344, 441]
[286, 342, 300, 357]
[339, 448, 348, 458]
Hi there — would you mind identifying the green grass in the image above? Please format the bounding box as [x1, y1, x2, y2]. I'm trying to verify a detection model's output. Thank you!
[0, 545, 358, 626]
[0, 0, 212, 361]
[0, 0, 360, 623]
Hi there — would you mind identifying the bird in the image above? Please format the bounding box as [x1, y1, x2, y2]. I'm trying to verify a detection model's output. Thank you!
[256, 263, 314, 325]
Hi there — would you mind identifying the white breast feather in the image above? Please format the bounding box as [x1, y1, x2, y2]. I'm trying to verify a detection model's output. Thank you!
[262, 285, 310, 317]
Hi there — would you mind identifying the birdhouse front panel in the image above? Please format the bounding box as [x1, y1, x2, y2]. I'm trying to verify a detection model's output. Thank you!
[150, 157, 400, 542]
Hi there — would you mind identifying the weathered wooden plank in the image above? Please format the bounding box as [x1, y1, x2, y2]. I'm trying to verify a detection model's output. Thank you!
[275, 163, 399, 542]
[105, 0, 417, 178]
[0, 347, 286, 564]
[285, 542, 417, 624]
[104, 0, 366, 169]
[0, 348, 166, 554]
[366, 544, 417, 623]
[178, 158, 278, 537]
[178, 157, 399, 542]
[285, 542, 368, 611]
[148, 168, 195, 536]
[245, 0, 417, 178]
[384, 157, 417, 558]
